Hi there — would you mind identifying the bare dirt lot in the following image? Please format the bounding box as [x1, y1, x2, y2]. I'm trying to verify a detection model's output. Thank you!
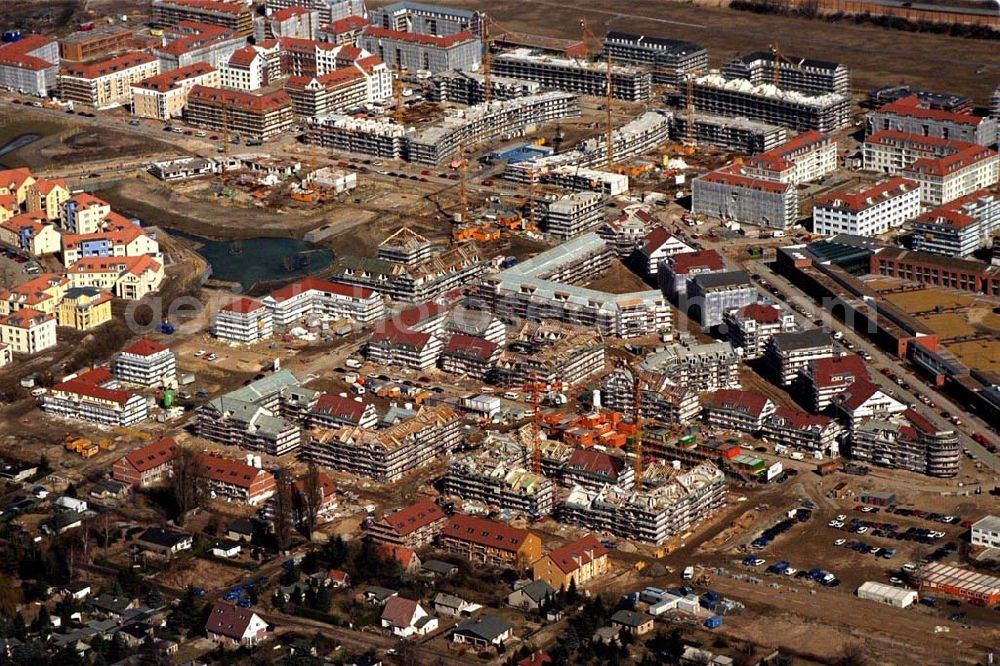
[0, 118, 174, 169]
[396, 0, 1000, 101]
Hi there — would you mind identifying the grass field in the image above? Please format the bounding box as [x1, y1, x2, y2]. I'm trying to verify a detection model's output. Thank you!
[946, 339, 1000, 375]
[396, 0, 1000, 101]
[920, 312, 976, 338]
[884, 289, 974, 313]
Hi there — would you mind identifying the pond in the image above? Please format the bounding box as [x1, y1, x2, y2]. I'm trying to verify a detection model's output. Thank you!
[179, 232, 334, 291]
[0, 133, 41, 167]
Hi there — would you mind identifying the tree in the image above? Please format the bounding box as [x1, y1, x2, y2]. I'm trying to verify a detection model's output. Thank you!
[300, 463, 324, 540]
[835, 644, 873, 666]
[566, 577, 579, 604]
[0, 574, 22, 617]
[273, 470, 295, 552]
[171, 447, 204, 524]
[322, 535, 347, 568]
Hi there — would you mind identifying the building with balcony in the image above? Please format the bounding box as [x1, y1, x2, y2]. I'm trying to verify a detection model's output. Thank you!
[111, 337, 177, 388]
[213, 297, 274, 344]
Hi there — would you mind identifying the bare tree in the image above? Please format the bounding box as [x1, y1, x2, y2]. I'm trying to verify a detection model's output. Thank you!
[835, 643, 873, 666]
[171, 447, 204, 524]
[273, 469, 295, 552]
[299, 463, 324, 540]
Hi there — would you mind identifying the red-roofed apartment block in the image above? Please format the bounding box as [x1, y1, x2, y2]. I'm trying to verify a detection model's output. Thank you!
[703, 389, 777, 434]
[111, 337, 177, 387]
[213, 296, 274, 344]
[0, 35, 60, 97]
[743, 131, 837, 185]
[533, 534, 609, 589]
[761, 405, 841, 456]
[868, 95, 998, 147]
[911, 189, 1000, 258]
[262, 276, 385, 326]
[185, 85, 294, 140]
[132, 62, 220, 120]
[813, 177, 921, 237]
[692, 163, 799, 231]
[113, 437, 180, 487]
[153, 0, 255, 37]
[58, 51, 160, 108]
[902, 145, 999, 207]
[41, 366, 148, 425]
[367, 500, 447, 548]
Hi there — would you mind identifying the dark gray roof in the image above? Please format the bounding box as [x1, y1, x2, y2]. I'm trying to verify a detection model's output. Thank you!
[514, 579, 555, 603]
[136, 527, 190, 549]
[729, 50, 843, 72]
[692, 270, 752, 290]
[453, 615, 513, 642]
[604, 31, 705, 55]
[421, 559, 458, 576]
[611, 609, 654, 627]
[770, 328, 832, 352]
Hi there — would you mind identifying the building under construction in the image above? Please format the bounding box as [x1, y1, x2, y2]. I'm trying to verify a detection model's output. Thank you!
[475, 232, 671, 339]
[601, 367, 701, 426]
[491, 49, 652, 102]
[641, 337, 742, 393]
[534, 190, 605, 239]
[722, 51, 851, 96]
[430, 70, 541, 105]
[185, 86, 294, 140]
[333, 242, 483, 303]
[686, 74, 852, 132]
[602, 31, 707, 87]
[153, 0, 255, 36]
[490, 321, 606, 388]
[558, 462, 727, 545]
[302, 405, 462, 482]
[692, 164, 799, 229]
[670, 113, 787, 155]
[442, 440, 555, 517]
[308, 114, 408, 158]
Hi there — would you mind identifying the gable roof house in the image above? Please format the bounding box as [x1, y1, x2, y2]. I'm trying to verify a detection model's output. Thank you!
[451, 615, 514, 649]
[532, 534, 610, 590]
[379, 596, 438, 638]
[205, 602, 268, 647]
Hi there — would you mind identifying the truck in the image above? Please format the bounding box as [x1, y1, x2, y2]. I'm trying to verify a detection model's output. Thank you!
[816, 461, 839, 476]
[345, 358, 362, 369]
[789, 451, 805, 461]
[682, 566, 695, 580]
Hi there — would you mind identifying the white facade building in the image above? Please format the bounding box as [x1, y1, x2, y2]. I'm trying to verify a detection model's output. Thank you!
[213, 297, 274, 343]
[812, 177, 921, 237]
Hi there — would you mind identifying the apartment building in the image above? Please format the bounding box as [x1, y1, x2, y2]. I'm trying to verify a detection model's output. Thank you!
[492, 322, 605, 388]
[971, 516, 1000, 550]
[533, 534, 610, 590]
[0, 273, 68, 316]
[152, 21, 245, 71]
[309, 114, 408, 158]
[601, 367, 702, 426]
[766, 328, 834, 386]
[724, 303, 796, 360]
[560, 447, 635, 492]
[761, 407, 841, 456]
[641, 338, 742, 393]
[0, 308, 56, 354]
[723, 52, 850, 96]
[308, 392, 378, 430]
[0, 214, 61, 256]
[359, 27, 480, 74]
[861, 131, 970, 174]
[220, 46, 266, 91]
[112, 436, 179, 487]
[559, 463, 727, 545]
[536, 190, 604, 239]
[742, 131, 837, 185]
[185, 86, 293, 140]
[197, 454, 277, 504]
[688, 73, 852, 132]
[702, 389, 776, 435]
[111, 337, 178, 388]
[334, 244, 484, 302]
[320, 13, 370, 45]
[438, 334, 501, 380]
[266, 0, 365, 25]
[197, 371, 306, 456]
[59, 25, 135, 62]
[285, 68, 368, 117]
[867, 95, 998, 147]
[692, 164, 799, 229]
[65, 255, 164, 300]
[431, 70, 541, 105]
[602, 31, 707, 86]
[132, 63, 220, 120]
[636, 226, 693, 278]
[444, 308, 506, 345]
[911, 190, 1000, 257]
[670, 113, 788, 155]
[901, 145, 999, 206]
[258, 6, 320, 41]
[369, 2, 482, 37]
[443, 453, 555, 517]
[152, 0, 255, 36]
[27, 177, 70, 221]
[476, 233, 670, 339]
[492, 49, 651, 102]
[812, 177, 921, 237]
[833, 379, 908, 428]
[659, 249, 726, 299]
[262, 277, 384, 326]
[41, 367, 148, 426]
[303, 405, 462, 482]
[61, 225, 161, 268]
[869, 86, 972, 114]
[849, 409, 960, 478]
[366, 321, 444, 370]
[61, 193, 111, 235]
[438, 515, 542, 569]
[804, 354, 869, 411]
[686, 270, 758, 329]
[367, 500, 447, 548]
[213, 297, 274, 343]
[0, 35, 59, 97]
[0, 166, 35, 207]
[58, 287, 113, 331]
[59, 52, 160, 108]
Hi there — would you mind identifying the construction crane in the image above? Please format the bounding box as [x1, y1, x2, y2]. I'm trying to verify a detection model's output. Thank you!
[682, 68, 703, 154]
[579, 17, 614, 171]
[394, 63, 405, 125]
[631, 358, 644, 492]
[456, 140, 468, 219]
[768, 43, 803, 89]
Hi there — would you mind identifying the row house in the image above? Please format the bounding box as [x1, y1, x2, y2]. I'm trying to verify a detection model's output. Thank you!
[702, 389, 776, 434]
[438, 514, 542, 570]
[367, 500, 447, 548]
[0, 273, 68, 315]
[761, 406, 841, 456]
[804, 354, 869, 411]
[61, 225, 160, 268]
[833, 379, 908, 428]
[196, 454, 277, 505]
[111, 337, 177, 388]
[0, 307, 57, 354]
[262, 277, 385, 326]
[65, 255, 165, 300]
[812, 177, 921, 238]
[308, 392, 378, 430]
[724, 303, 796, 360]
[41, 367, 148, 426]
[213, 297, 274, 344]
[112, 436, 180, 487]
[765, 329, 834, 386]
[438, 334, 500, 380]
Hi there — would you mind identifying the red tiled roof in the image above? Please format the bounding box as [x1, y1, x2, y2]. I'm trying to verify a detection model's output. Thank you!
[158, 0, 251, 15]
[877, 95, 985, 127]
[271, 5, 312, 21]
[205, 602, 259, 641]
[221, 296, 265, 314]
[61, 225, 148, 250]
[902, 408, 940, 435]
[770, 405, 831, 430]
[543, 534, 608, 574]
[519, 653, 553, 666]
[285, 67, 365, 89]
[708, 389, 771, 416]
[362, 26, 475, 48]
[379, 543, 417, 568]
[54, 367, 131, 407]
[906, 145, 997, 178]
[735, 303, 782, 324]
[227, 45, 260, 68]
[748, 130, 829, 171]
[379, 500, 445, 537]
[312, 392, 367, 423]
[699, 164, 792, 194]
[668, 249, 725, 275]
[565, 448, 623, 477]
[197, 454, 274, 490]
[0, 167, 35, 190]
[444, 333, 497, 360]
[441, 514, 534, 552]
[122, 437, 179, 473]
[0, 273, 67, 306]
[68, 192, 110, 208]
[121, 337, 169, 357]
[68, 255, 162, 276]
[864, 130, 973, 152]
[641, 225, 675, 255]
[836, 378, 883, 411]
[914, 189, 997, 230]
[188, 85, 291, 112]
[268, 276, 373, 302]
[814, 177, 918, 213]
[133, 62, 216, 91]
[0, 307, 54, 329]
[156, 21, 237, 56]
[370, 322, 431, 349]
[33, 178, 67, 195]
[380, 595, 420, 629]
[809, 355, 868, 389]
[0, 35, 57, 71]
[327, 15, 369, 33]
[60, 51, 157, 79]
